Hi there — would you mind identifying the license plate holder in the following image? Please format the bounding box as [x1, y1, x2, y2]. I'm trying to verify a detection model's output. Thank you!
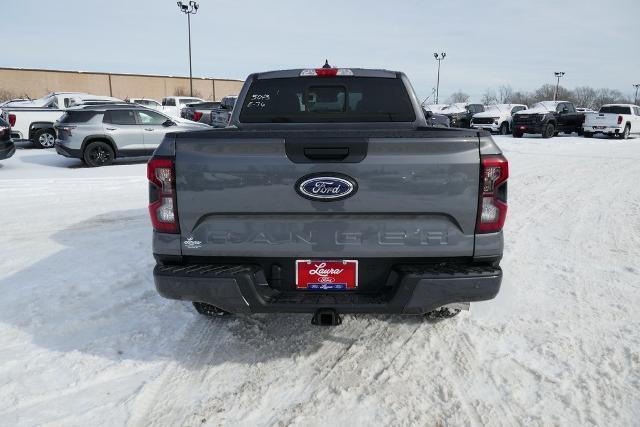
[295, 260, 358, 290]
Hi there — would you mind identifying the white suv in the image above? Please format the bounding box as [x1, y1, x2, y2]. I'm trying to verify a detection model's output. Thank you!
[471, 104, 527, 135]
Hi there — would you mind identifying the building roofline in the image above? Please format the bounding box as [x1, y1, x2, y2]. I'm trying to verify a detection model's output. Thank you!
[0, 66, 243, 82]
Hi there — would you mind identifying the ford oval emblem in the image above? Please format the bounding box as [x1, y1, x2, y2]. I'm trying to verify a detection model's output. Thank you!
[296, 173, 357, 201]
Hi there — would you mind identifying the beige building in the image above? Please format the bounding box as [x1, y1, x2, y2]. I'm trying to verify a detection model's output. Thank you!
[0, 67, 244, 102]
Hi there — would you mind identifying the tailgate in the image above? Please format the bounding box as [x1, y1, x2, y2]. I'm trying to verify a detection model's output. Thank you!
[585, 113, 617, 127]
[175, 134, 480, 258]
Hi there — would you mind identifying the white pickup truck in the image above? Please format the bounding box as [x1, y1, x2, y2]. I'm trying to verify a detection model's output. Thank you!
[160, 96, 204, 118]
[0, 92, 121, 148]
[583, 104, 640, 139]
[471, 104, 528, 135]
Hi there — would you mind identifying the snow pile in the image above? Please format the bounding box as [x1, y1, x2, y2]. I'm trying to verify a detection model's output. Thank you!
[0, 137, 639, 426]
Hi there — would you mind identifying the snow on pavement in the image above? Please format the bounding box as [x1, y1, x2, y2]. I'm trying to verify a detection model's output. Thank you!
[0, 136, 639, 426]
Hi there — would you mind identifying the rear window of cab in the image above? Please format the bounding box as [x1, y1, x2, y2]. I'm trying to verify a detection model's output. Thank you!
[58, 111, 98, 123]
[239, 77, 416, 123]
[599, 106, 632, 114]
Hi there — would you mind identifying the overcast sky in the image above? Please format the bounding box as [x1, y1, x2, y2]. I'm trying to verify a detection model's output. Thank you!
[3, 0, 639, 102]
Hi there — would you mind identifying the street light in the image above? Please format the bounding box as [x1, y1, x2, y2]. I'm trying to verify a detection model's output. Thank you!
[634, 84, 640, 105]
[176, 1, 199, 97]
[433, 52, 446, 104]
[554, 71, 565, 101]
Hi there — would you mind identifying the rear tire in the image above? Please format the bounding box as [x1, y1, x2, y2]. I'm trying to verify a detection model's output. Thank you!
[83, 141, 114, 167]
[620, 125, 630, 140]
[33, 128, 56, 149]
[193, 302, 230, 317]
[425, 307, 461, 322]
[542, 123, 555, 139]
[584, 132, 593, 138]
[499, 122, 509, 135]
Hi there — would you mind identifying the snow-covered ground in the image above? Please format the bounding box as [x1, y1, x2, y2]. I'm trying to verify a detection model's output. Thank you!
[1, 136, 639, 426]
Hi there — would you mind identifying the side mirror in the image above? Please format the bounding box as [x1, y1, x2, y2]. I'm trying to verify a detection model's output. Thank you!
[163, 119, 175, 127]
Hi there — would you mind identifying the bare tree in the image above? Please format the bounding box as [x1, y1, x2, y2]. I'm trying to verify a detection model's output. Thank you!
[498, 85, 514, 103]
[447, 91, 470, 103]
[593, 88, 629, 108]
[0, 89, 31, 102]
[172, 87, 203, 98]
[572, 86, 597, 109]
[477, 83, 631, 109]
[481, 89, 498, 106]
[507, 91, 531, 105]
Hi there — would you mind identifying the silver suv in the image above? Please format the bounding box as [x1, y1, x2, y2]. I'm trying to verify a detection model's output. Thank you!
[54, 104, 209, 166]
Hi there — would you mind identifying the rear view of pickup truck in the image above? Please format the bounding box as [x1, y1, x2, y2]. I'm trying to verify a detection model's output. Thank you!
[149, 65, 508, 325]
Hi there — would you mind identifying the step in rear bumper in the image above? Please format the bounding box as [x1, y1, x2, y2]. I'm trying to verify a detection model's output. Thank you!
[153, 263, 502, 315]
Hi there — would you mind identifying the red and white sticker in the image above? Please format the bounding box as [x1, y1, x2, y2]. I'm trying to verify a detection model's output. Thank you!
[295, 260, 358, 290]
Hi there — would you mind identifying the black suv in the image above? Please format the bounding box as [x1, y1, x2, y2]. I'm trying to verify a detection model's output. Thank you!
[512, 101, 585, 138]
[440, 103, 485, 128]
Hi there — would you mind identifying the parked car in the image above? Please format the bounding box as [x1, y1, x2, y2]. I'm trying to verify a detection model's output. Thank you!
[576, 107, 596, 114]
[0, 98, 30, 107]
[161, 96, 204, 118]
[128, 98, 163, 110]
[583, 104, 640, 139]
[471, 104, 527, 135]
[421, 107, 450, 127]
[512, 101, 585, 138]
[440, 103, 485, 128]
[181, 101, 220, 123]
[1, 92, 120, 109]
[210, 95, 237, 128]
[0, 116, 16, 161]
[149, 66, 507, 325]
[0, 92, 122, 148]
[54, 104, 209, 167]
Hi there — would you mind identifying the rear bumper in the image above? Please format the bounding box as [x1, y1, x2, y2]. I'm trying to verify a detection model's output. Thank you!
[0, 142, 15, 160]
[513, 123, 544, 133]
[55, 141, 82, 158]
[471, 123, 500, 132]
[153, 263, 502, 315]
[583, 126, 622, 135]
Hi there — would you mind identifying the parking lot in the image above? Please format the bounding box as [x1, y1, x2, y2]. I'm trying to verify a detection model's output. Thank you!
[1, 135, 638, 426]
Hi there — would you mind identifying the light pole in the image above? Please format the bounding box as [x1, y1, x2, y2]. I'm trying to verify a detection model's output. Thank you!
[554, 71, 565, 101]
[177, 1, 199, 97]
[433, 52, 446, 104]
[634, 84, 640, 105]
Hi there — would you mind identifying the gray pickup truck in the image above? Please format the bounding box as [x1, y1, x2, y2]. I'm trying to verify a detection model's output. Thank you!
[149, 65, 508, 325]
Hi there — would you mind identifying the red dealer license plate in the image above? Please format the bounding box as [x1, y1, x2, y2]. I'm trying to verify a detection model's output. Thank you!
[296, 260, 358, 291]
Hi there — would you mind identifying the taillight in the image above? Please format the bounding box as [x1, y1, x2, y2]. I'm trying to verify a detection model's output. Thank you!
[147, 158, 179, 233]
[193, 111, 203, 121]
[58, 125, 76, 136]
[617, 115, 623, 125]
[476, 155, 508, 233]
[8, 114, 16, 127]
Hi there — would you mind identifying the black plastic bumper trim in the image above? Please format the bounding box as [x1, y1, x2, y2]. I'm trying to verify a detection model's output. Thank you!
[153, 263, 502, 315]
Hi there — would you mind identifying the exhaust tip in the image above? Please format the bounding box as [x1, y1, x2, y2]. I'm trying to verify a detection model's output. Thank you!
[312, 308, 342, 326]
